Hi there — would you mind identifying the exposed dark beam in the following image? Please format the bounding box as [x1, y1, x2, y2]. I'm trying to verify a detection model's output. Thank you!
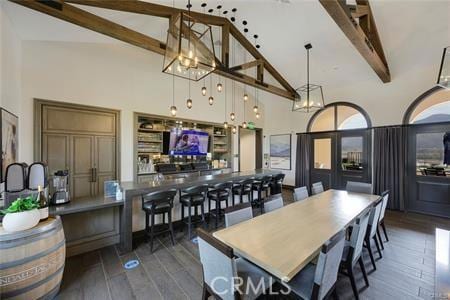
[229, 59, 263, 72]
[12, 0, 166, 55]
[319, 0, 390, 83]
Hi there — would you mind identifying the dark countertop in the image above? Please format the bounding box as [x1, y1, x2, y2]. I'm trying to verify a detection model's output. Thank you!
[49, 195, 124, 216]
[121, 169, 280, 198]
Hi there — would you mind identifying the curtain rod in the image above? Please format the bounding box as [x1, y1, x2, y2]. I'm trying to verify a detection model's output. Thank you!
[295, 121, 450, 135]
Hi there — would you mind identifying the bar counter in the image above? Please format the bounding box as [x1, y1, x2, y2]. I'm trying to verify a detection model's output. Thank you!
[50, 169, 280, 255]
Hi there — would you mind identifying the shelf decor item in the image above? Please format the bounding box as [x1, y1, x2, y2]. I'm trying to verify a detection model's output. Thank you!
[270, 134, 292, 170]
[1, 196, 40, 232]
[292, 43, 325, 112]
[162, 0, 216, 81]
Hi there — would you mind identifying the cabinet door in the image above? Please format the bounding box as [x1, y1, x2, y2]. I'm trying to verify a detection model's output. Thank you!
[71, 135, 95, 199]
[42, 134, 70, 194]
[95, 136, 116, 195]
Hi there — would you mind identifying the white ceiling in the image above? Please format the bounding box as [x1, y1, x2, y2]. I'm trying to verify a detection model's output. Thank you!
[3, 0, 450, 92]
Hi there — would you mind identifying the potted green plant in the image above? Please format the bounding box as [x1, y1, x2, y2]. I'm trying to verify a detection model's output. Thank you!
[1, 197, 41, 232]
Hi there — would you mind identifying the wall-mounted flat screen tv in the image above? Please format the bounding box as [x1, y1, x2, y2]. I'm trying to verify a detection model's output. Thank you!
[169, 129, 209, 156]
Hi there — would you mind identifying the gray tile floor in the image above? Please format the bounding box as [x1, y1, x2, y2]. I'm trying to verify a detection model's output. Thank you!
[56, 191, 450, 300]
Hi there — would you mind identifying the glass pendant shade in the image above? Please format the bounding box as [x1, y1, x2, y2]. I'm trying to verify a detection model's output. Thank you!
[223, 122, 228, 129]
[201, 86, 207, 96]
[242, 121, 247, 129]
[256, 112, 260, 119]
[292, 84, 324, 113]
[230, 112, 235, 121]
[232, 126, 237, 134]
[186, 98, 193, 109]
[208, 96, 214, 105]
[437, 46, 450, 89]
[293, 43, 325, 113]
[243, 94, 248, 101]
[217, 83, 223, 92]
[170, 105, 177, 116]
[163, 12, 216, 81]
[253, 105, 258, 113]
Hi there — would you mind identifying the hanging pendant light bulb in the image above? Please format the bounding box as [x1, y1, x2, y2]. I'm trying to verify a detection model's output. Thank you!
[232, 126, 237, 134]
[253, 105, 258, 113]
[243, 94, 248, 101]
[201, 86, 207, 96]
[223, 122, 228, 129]
[230, 112, 235, 121]
[170, 105, 177, 116]
[256, 112, 260, 119]
[208, 96, 214, 105]
[242, 121, 247, 129]
[217, 82, 223, 92]
[186, 98, 193, 109]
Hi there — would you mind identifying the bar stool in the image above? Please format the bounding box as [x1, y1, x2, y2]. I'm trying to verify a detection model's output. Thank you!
[251, 175, 272, 214]
[208, 182, 232, 228]
[270, 173, 285, 195]
[142, 189, 177, 253]
[180, 185, 209, 239]
[232, 178, 254, 205]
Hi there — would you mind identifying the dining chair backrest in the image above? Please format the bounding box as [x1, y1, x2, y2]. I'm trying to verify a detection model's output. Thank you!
[293, 186, 309, 202]
[348, 209, 370, 265]
[264, 195, 284, 213]
[142, 189, 178, 210]
[197, 228, 237, 300]
[224, 202, 253, 227]
[313, 231, 346, 299]
[273, 173, 285, 183]
[181, 184, 209, 196]
[346, 181, 372, 194]
[312, 182, 324, 195]
[237, 178, 255, 187]
[368, 197, 383, 239]
[379, 190, 390, 221]
[211, 181, 232, 191]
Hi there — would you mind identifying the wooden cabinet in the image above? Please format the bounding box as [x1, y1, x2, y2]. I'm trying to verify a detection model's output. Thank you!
[39, 102, 119, 198]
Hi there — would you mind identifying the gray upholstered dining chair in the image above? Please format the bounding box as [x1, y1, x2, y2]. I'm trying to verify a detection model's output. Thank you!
[365, 197, 384, 270]
[285, 231, 345, 300]
[346, 181, 372, 194]
[311, 182, 324, 195]
[197, 228, 273, 300]
[378, 190, 390, 247]
[263, 195, 284, 213]
[224, 202, 253, 227]
[293, 186, 309, 201]
[340, 209, 371, 300]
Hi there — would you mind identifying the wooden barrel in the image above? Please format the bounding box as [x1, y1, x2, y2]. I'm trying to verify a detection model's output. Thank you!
[0, 216, 65, 300]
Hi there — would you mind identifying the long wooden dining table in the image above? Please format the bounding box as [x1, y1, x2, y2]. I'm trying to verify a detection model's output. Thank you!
[213, 189, 380, 282]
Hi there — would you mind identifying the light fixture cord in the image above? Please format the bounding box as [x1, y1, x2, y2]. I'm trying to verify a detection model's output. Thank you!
[307, 47, 310, 109]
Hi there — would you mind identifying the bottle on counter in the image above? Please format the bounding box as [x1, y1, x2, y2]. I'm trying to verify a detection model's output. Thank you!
[37, 185, 49, 221]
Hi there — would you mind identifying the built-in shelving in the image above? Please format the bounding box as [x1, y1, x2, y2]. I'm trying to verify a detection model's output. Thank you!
[133, 113, 232, 181]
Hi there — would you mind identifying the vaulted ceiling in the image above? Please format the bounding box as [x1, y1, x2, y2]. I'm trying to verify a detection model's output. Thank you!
[3, 0, 450, 101]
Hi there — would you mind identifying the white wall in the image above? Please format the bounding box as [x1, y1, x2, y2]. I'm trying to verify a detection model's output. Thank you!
[0, 2, 21, 115]
[20, 41, 268, 181]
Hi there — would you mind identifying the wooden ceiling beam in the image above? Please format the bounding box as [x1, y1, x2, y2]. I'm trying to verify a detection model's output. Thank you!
[229, 59, 263, 72]
[66, 0, 297, 98]
[319, 0, 390, 83]
[11, 0, 297, 100]
[12, 0, 166, 55]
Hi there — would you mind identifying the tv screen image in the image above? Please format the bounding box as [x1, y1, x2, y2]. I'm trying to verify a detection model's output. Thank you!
[169, 129, 209, 156]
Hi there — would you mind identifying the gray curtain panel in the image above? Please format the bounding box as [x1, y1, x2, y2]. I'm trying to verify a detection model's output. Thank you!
[295, 133, 311, 191]
[373, 126, 407, 210]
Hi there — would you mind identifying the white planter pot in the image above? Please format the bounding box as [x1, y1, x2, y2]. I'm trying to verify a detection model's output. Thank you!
[2, 209, 41, 232]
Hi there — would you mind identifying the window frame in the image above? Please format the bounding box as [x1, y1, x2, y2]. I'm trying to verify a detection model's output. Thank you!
[403, 85, 449, 125]
[307, 102, 372, 133]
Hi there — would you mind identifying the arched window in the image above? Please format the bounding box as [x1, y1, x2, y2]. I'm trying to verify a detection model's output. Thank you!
[307, 102, 371, 132]
[404, 86, 450, 124]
